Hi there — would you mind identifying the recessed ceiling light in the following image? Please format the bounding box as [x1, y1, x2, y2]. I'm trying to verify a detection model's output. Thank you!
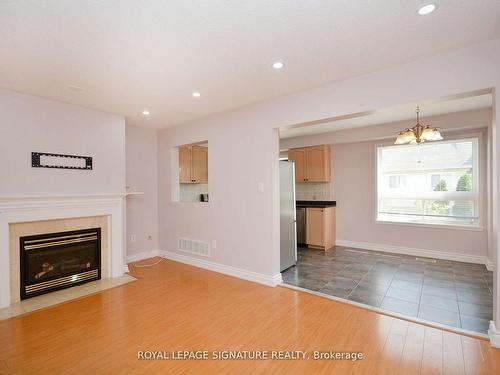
[192, 92, 201, 98]
[418, 4, 436, 15]
[272, 62, 284, 69]
[142, 110, 150, 116]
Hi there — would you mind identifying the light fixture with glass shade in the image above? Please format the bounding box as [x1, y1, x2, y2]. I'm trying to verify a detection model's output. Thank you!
[394, 106, 443, 145]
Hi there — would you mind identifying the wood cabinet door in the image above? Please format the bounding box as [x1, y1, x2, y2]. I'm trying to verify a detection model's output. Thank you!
[306, 208, 324, 246]
[179, 146, 192, 183]
[191, 145, 208, 183]
[306, 146, 330, 182]
[288, 148, 306, 182]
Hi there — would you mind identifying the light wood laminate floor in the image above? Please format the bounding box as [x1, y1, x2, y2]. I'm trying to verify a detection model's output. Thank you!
[1, 258, 499, 374]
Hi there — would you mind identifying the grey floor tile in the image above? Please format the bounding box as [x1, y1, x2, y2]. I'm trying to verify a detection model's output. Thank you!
[337, 269, 366, 281]
[381, 296, 419, 317]
[458, 301, 493, 320]
[454, 274, 487, 284]
[460, 314, 490, 333]
[356, 280, 390, 295]
[420, 294, 459, 313]
[421, 285, 457, 300]
[455, 281, 490, 292]
[399, 264, 426, 272]
[423, 277, 454, 289]
[456, 290, 493, 306]
[390, 279, 423, 293]
[418, 305, 461, 328]
[386, 286, 421, 303]
[296, 279, 328, 292]
[284, 246, 491, 334]
[348, 289, 384, 307]
[424, 269, 455, 281]
[393, 270, 424, 283]
[425, 264, 453, 273]
[362, 272, 393, 287]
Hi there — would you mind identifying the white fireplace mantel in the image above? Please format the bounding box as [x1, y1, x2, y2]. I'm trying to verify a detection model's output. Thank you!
[0, 193, 127, 308]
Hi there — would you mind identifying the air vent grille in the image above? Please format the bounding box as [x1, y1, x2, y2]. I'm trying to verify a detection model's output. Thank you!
[178, 238, 211, 257]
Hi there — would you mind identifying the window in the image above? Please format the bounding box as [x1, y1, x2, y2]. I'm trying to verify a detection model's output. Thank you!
[377, 138, 479, 227]
[389, 175, 407, 189]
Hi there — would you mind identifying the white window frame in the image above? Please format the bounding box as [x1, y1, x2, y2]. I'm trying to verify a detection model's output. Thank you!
[375, 134, 482, 231]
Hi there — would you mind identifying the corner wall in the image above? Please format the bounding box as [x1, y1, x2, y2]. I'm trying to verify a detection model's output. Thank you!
[125, 124, 159, 260]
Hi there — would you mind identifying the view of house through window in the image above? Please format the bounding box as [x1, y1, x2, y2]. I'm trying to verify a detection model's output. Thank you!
[377, 137, 479, 227]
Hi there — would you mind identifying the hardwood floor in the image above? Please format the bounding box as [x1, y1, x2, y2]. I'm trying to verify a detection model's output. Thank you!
[1, 257, 499, 374]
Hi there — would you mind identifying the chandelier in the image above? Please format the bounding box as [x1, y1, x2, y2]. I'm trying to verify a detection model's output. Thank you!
[394, 107, 443, 145]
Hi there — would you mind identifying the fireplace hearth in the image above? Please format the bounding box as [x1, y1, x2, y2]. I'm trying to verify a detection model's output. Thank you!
[20, 228, 101, 299]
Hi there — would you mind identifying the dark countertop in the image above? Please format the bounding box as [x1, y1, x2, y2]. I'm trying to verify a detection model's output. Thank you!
[296, 200, 336, 208]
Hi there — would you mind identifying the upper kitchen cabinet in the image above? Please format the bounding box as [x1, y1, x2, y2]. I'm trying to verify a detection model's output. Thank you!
[179, 144, 208, 184]
[288, 145, 331, 182]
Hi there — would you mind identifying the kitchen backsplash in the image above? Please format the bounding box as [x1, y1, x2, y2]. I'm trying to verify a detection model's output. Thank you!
[295, 182, 334, 201]
[180, 183, 209, 202]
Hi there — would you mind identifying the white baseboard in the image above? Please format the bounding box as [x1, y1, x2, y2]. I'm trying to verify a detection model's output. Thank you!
[123, 264, 130, 273]
[336, 239, 492, 267]
[162, 250, 283, 287]
[126, 249, 162, 263]
[485, 259, 495, 271]
[488, 321, 500, 348]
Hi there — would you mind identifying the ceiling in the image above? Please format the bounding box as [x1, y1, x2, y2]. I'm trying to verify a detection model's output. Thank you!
[1, 1, 499, 130]
[279, 93, 493, 139]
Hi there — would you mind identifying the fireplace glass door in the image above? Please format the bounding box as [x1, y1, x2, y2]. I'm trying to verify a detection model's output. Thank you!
[20, 228, 101, 299]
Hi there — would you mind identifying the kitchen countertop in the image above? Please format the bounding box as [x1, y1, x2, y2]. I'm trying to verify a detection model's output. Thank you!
[296, 200, 336, 208]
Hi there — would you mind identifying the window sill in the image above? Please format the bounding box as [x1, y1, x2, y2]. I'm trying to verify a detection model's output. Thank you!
[375, 219, 484, 232]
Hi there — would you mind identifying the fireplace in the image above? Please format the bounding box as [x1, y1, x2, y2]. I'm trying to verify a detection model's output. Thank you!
[20, 228, 101, 299]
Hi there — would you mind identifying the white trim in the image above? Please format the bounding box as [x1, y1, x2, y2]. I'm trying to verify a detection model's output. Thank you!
[162, 250, 283, 287]
[485, 259, 495, 271]
[123, 264, 130, 273]
[375, 219, 484, 232]
[126, 249, 162, 263]
[335, 239, 491, 266]
[488, 321, 500, 348]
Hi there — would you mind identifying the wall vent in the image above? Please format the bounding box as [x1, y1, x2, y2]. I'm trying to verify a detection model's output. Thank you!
[178, 238, 211, 257]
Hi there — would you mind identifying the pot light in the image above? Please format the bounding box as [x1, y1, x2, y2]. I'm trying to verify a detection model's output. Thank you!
[272, 62, 284, 69]
[192, 92, 201, 98]
[418, 4, 436, 15]
[142, 110, 150, 116]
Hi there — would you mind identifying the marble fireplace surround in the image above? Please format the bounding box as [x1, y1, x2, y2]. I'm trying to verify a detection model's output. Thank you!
[0, 194, 126, 309]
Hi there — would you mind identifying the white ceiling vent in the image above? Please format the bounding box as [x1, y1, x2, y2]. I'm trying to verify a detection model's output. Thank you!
[178, 238, 211, 257]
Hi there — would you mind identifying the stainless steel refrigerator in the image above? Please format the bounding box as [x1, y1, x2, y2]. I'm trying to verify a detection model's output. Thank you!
[280, 160, 297, 272]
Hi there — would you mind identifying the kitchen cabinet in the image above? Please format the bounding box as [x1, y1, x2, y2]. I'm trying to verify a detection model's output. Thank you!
[306, 206, 336, 250]
[287, 145, 330, 182]
[179, 145, 208, 184]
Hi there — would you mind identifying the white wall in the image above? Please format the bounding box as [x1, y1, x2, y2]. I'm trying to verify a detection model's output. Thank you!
[157, 38, 500, 329]
[281, 109, 492, 260]
[125, 124, 159, 259]
[0, 89, 125, 196]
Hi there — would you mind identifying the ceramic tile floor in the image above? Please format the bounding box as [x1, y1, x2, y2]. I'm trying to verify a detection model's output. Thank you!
[282, 246, 493, 334]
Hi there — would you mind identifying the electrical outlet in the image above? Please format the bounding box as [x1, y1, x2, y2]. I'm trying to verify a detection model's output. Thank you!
[130, 234, 136, 243]
[211, 240, 217, 249]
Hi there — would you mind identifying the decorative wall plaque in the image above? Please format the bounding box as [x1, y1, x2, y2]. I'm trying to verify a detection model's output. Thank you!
[31, 152, 93, 170]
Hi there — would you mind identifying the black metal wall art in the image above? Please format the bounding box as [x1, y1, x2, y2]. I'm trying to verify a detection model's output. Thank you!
[31, 152, 93, 170]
